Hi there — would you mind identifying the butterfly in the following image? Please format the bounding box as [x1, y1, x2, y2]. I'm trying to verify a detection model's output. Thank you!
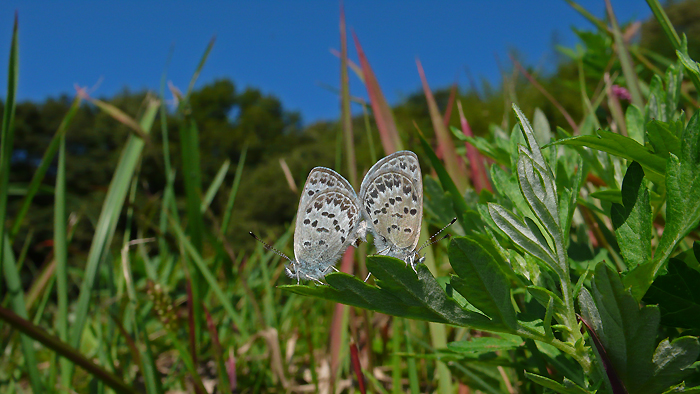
[251, 167, 366, 284]
[359, 151, 427, 271]
[359, 151, 456, 277]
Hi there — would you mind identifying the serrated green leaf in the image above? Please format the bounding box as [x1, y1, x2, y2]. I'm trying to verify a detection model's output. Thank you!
[630, 111, 700, 300]
[514, 104, 549, 172]
[647, 121, 682, 160]
[448, 237, 517, 330]
[611, 162, 652, 270]
[580, 263, 700, 394]
[550, 129, 666, 184]
[517, 149, 561, 243]
[487, 203, 559, 275]
[643, 259, 700, 330]
[283, 256, 497, 330]
[655, 111, 700, 272]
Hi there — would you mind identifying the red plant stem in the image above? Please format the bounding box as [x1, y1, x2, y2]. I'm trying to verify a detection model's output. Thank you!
[350, 340, 367, 394]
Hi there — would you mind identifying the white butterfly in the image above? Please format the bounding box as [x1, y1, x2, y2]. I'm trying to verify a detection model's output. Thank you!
[359, 151, 456, 277]
[359, 151, 427, 271]
[251, 167, 366, 284]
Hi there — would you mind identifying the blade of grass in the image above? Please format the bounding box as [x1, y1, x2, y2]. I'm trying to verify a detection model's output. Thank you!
[340, 5, 357, 187]
[9, 97, 81, 240]
[201, 159, 230, 213]
[442, 83, 457, 128]
[350, 339, 367, 394]
[404, 321, 420, 394]
[457, 100, 492, 193]
[391, 317, 402, 393]
[605, 0, 644, 108]
[67, 99, 159, 381]
[563, 0, 611, 34]
[0, 16, 42, 391]
[416, 59, 466, 190]
[158, 48, 175, 258]
[352, 31, 402, 154]
[0, 305, 137, 394]
[417, 125, 470, 232]
[203, 304, 232, 394]
[220, 145, 247, 239]
[361, 101, 378, 164]
[169, 217, 248, 336]
[185, 36, 216, 98]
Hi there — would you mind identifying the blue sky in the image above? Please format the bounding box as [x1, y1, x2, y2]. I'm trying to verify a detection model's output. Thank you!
[0, 1, 651, 124]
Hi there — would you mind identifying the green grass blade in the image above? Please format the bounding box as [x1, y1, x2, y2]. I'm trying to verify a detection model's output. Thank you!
[169, 217, 248, 336]
[417, 129, 469, 232]
[186, 36, 215, 98]
[0, 13, 19, 285]
[0, 16, 43, 392]
[220, 145, 247, 238]
[605, 0, 644, 108]
[2, 236, 42, 391]
[55, 134, 72, 384]
[67, 99, 159, 379]
[9, 96, 81, 240]
[201, 159, 230, 213]
[340, 6, 357, 187]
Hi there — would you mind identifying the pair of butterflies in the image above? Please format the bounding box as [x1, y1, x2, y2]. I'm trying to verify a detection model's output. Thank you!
[252, 151, 449, 284]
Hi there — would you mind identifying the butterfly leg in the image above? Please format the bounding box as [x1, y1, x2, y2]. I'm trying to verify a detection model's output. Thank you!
[364, 272, 373, 282]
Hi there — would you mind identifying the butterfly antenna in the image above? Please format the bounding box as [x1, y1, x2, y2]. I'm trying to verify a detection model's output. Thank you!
[417, 217, 457, 252]
[249, 232, 293, 263]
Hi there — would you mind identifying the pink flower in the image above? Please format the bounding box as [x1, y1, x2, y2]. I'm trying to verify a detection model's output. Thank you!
[611, 85, 632, 102]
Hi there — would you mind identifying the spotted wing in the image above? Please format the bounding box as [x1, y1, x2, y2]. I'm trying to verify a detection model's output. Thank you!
[359, 151, 423, 250]
[294, 167, 363, 267]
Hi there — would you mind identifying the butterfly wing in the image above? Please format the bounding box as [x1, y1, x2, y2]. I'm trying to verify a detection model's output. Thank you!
[359, 151, 423, 252]
[294, 167, 363, 271]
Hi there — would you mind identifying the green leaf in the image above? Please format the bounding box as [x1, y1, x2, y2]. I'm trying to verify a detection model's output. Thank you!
[69, 100, 160, 360]
[517, 148, 561, 245]
[611, 162, 652, 270]
[527, 286, 568, 333]
[647, 121, 682, 160]
[525, 372, 593, 394]
[283, 256, 498, 330]
[643, 259, 700, 330]
[447, 335, 523, 356]
[579, 263, 700, 394]
[630, 111, 700, 300]
[488, 203, 559, 276]
[513, 104, 549, 173]
[532, 108, 552, 146]
[550, 129, 667, 184]
[448, 237, 518, 330]
[625, 104, 645, 145]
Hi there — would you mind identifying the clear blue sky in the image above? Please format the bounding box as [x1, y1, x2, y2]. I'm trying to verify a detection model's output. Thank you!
[0, 1, 651, 125]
